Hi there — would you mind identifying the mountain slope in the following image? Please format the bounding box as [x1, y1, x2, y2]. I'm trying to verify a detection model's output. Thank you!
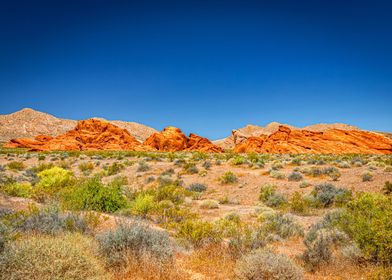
[0, 108, 157, 143]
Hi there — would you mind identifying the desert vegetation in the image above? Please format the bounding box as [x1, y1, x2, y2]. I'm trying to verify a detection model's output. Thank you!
[0, 147, 391, 279]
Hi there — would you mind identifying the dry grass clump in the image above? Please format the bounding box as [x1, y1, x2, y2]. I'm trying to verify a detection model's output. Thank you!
[0, 233, 107, 280]
[234, 249, 304, 280]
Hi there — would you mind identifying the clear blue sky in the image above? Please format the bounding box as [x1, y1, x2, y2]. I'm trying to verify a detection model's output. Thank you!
[1, 0, 391, 139]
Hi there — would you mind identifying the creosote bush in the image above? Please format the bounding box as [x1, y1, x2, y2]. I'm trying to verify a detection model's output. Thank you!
[34, 167, 74, 199]
[0, 182, 32, 198]
[177, 219, 222, 247]
[220, 171, 238, 184]
[61, 176, 127, 213]
[234, 249, 303, 280]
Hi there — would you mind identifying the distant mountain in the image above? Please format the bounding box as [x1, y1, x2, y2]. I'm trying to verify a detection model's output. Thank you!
[0, 108, 157, 143]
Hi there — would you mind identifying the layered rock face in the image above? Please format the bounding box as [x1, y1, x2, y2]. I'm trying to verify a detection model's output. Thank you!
[5, 119, 146, 151]
[143, 127, 224, 153]
[233, 125, 392, 154]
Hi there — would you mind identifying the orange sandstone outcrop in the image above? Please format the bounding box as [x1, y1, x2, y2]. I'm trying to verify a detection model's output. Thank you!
[143, 127, 224, 153]
[5, 119, 146, 151]
[233, 125, 392, 154]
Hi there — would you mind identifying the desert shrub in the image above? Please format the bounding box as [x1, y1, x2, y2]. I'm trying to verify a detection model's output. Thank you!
[232, 156, 246, 165]
[97, 221, 173, 267]
[161, 168, 175, 177]
[299, 181, 311, 188]
[362, 172, 373, 182]
[187, 183, 207, 193]
[0, 182, 32, 198]
[130, 193, 156, 216]
[337, 161, 351, 168]
[16, 206, 90, 235]
[290, 191, 309, 214]
[78, 162, 95, 174]
[183, 163, 199, 174]
[202, 160, 211, 170]
[259, 184, 287, 208]
[0, 233, 106, 280]
[384, 166, 392, 172]
[302, 228, 348, 271]
[309, 183, 352, 208]
[38, 154, 46, 161]
[177, 219, 222, 247]
[155, 184, 186, 205]
[32, 162, 54, 173]
[220, 171, 238, 184]
[269, 170, 285, 179]
[234, 249, 303, 280]
[61, 176, 127, 213]
[261, 212, 304, 239]
[337, 193, 392, 264]
[341, 243, 364, 263]
[34, 167, 73, 198]
[383, 181, 392, 195]
[137, 161, 150, 172]
[105, 162, 125, 176]
[146, 176, 155, 183]
[200, 199, 219, 209]
[7, 161, 25, 171]
[288, 171, 303, 182]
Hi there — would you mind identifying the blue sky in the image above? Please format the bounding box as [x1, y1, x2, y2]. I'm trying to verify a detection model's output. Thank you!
[1, 0, 391, 139]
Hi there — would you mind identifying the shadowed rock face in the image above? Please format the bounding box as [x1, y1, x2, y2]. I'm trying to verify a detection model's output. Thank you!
[143, 127, 224, 153]
[233, 125, 392, 154]
[5, 119, 146, 151]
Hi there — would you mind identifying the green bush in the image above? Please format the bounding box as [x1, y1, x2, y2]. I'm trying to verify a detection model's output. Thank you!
[261, 212, 304, 239]
[97, 221, 173, 267]
[259, 184, 287, 208]
[0, 234, 107, 280]
[187, 183, 207, 193]
[338, 193, 392, 264]
[200, 199, 219, 209]
[177, 219, 222, 247]
[78, 162, 94, 173]
[220, 171, 238, 184]
[131, 193, 156, 216]
[232, 156, 246, 165]
[7, 161, 25, 171]
[382, 181, 392, 195]
[183, 163, 198, 174]
[234, 249, 303, 280]
[137, 161, 150, 172]
[309, 183, 352, 208]
[61, 176, 127, 213]
[1, 182, 32, 198]
[288, 172, 303, 182]
[105, 162, 124, 176]
[35, 167, 73, 198]
[290, 191, 309, 214]
[155, 184, 187, 205]
[362, 172, 373, 182]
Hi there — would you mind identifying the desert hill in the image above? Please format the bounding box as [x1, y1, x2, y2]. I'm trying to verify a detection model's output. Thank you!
[0, 108, 157, 143]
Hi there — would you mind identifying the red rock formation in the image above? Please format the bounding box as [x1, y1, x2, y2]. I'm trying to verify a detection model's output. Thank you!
[186, 133, 224, 153]
[5, 119, 146, 151]
[233, 125, 392, 154]
[143, 127, 224, 153]
[143, 127, 188, 152]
